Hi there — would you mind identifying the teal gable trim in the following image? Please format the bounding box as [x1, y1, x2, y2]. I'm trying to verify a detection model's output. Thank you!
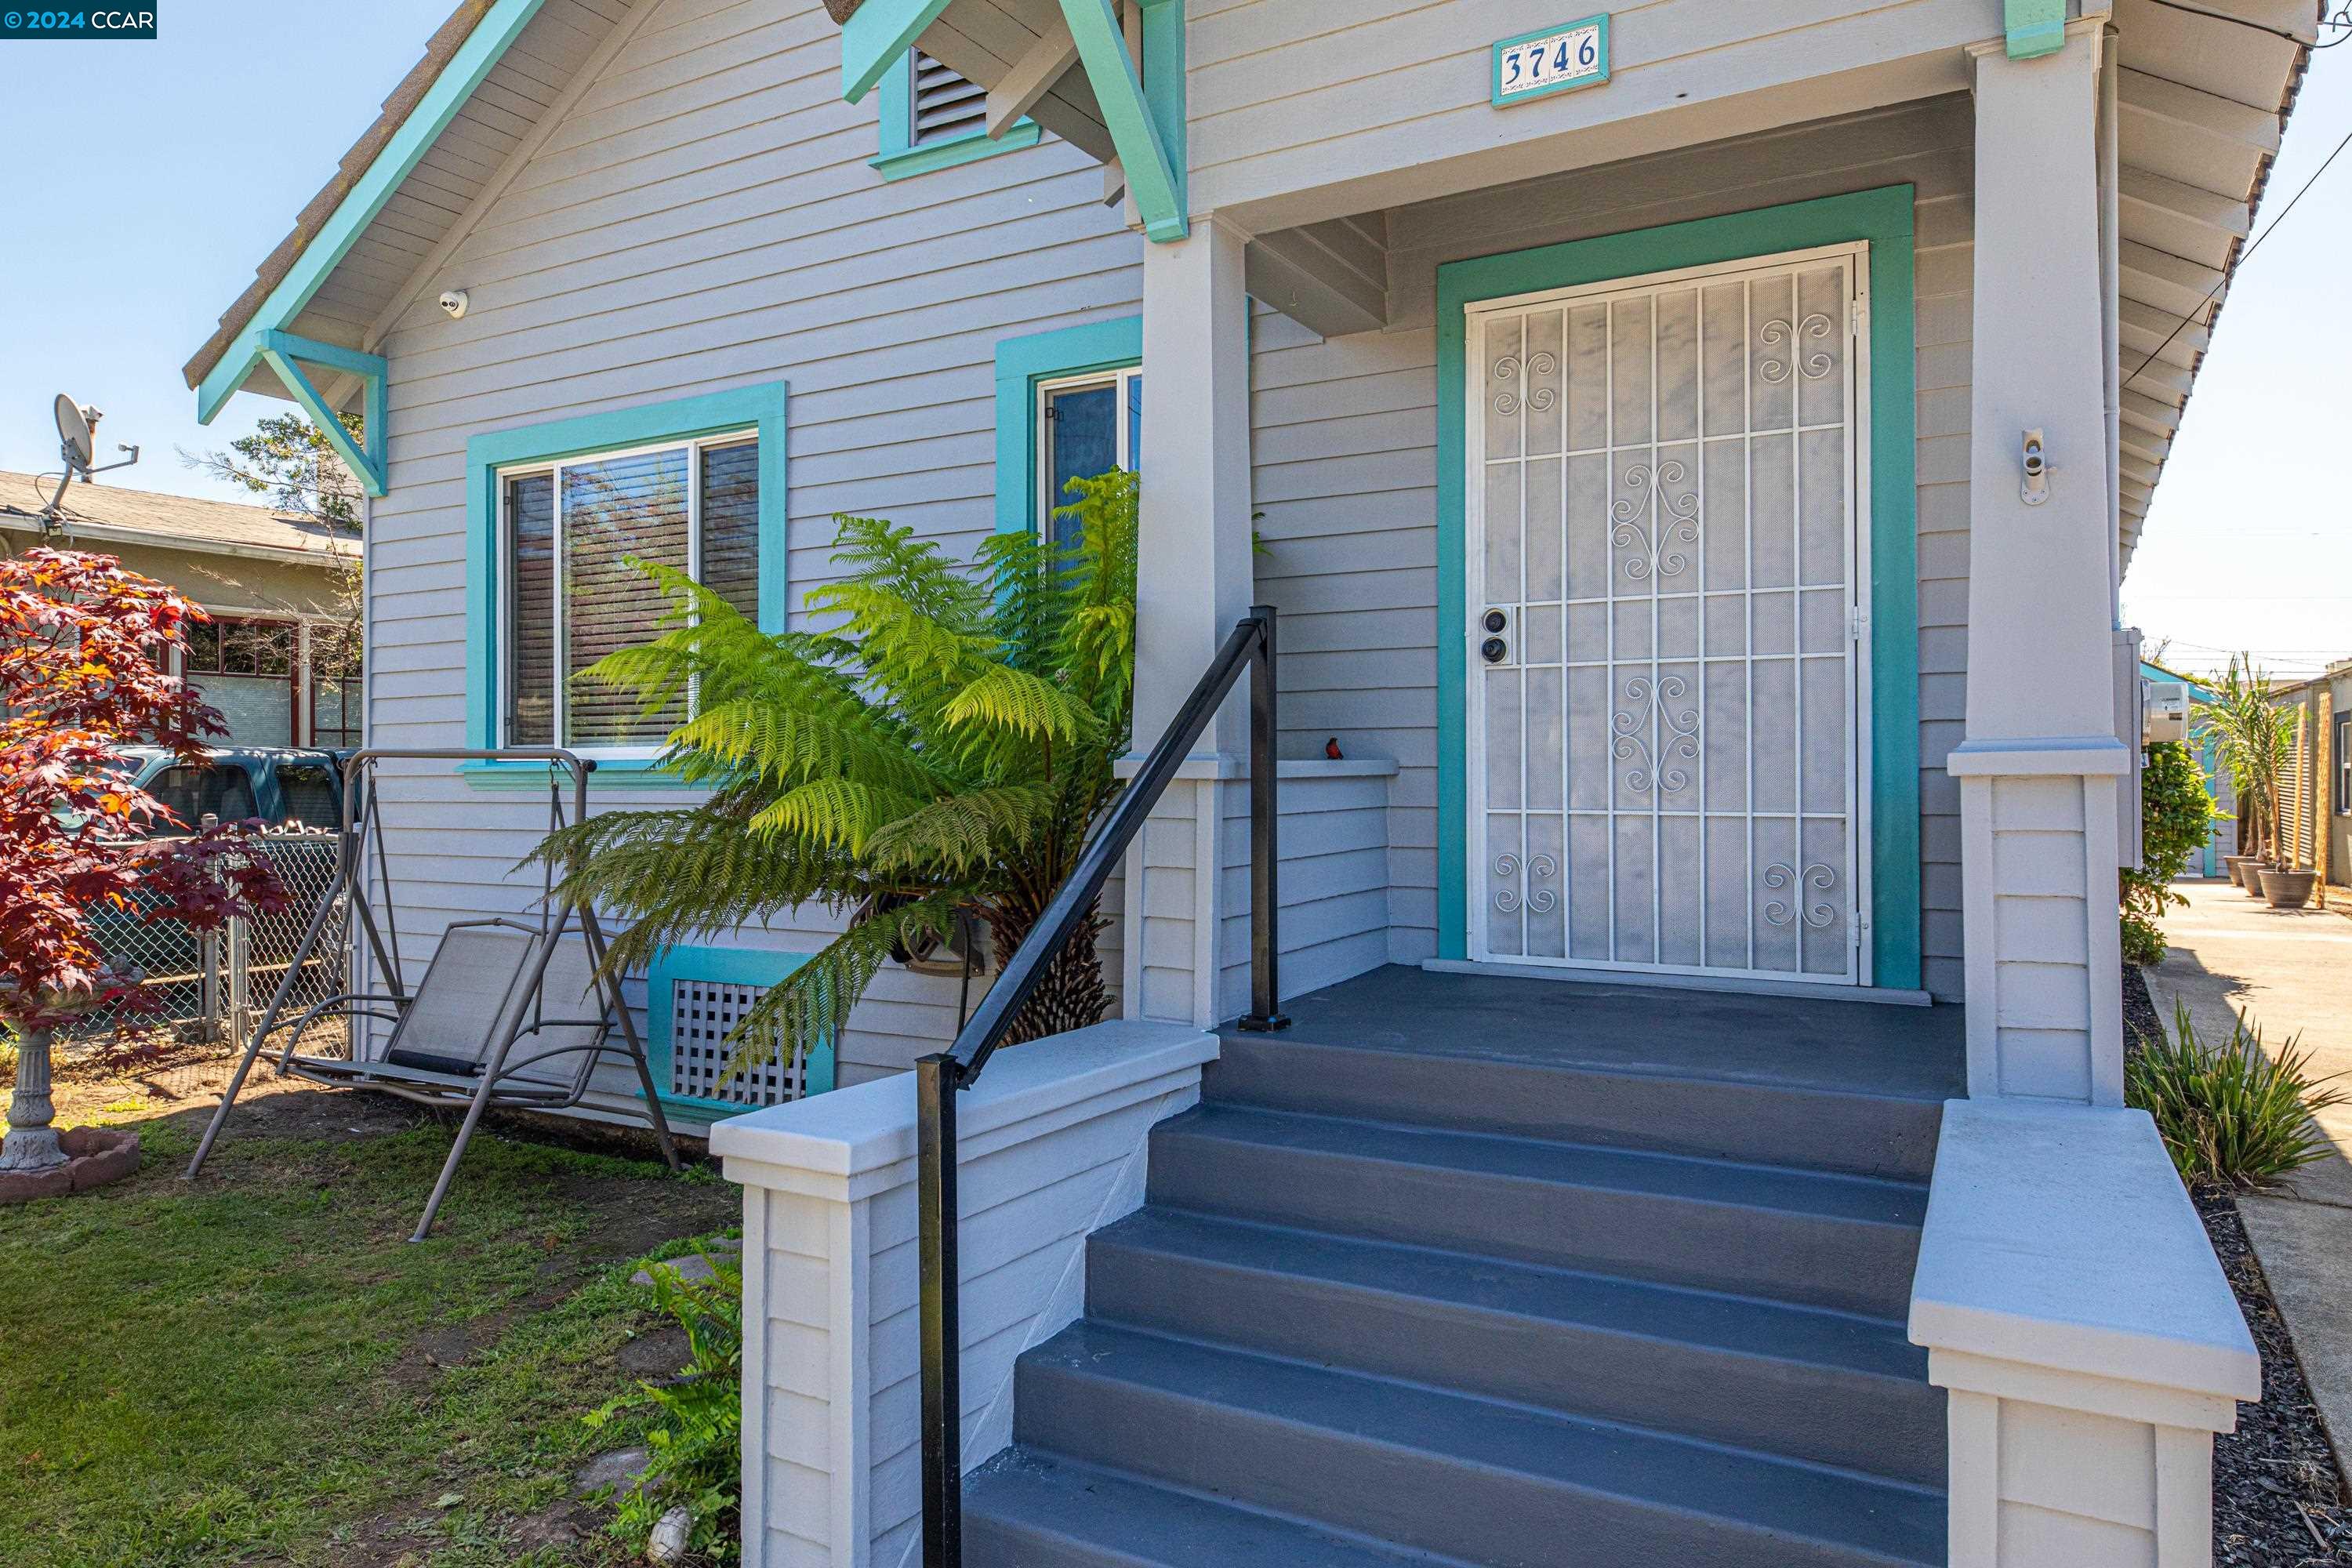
[992, 317, 1143, 536]
[842, 0, 952, 103]
[871, 49, 1040, 180]
[1435, 185, 1922, 990]
[257, 332, 390, 496]
[463, 382, 789, 752]
[646, 944, 833, 1112]
[1059, 0, 1186, 241]
[2004, 0, 2067, 59]
[196, 0, 550, 426]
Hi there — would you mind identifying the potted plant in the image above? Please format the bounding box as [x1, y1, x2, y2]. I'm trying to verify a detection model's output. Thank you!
[0, 550, 286, 1196]
[2260, 866, 2319, 909]
[2194, 657, 2294, 898]
[2221, 853, 2254, 887]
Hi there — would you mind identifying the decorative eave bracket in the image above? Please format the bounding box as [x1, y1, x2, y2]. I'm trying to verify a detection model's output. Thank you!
[256, 330, 390, 498]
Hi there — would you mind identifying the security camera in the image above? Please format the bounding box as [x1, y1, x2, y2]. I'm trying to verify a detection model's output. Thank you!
[438, 289, 470, 320]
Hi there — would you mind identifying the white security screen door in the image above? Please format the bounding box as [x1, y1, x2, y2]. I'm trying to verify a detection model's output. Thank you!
[1467, 245, 1873, 984]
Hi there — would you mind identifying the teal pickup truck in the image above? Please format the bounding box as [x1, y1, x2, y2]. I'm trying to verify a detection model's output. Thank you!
[107, 746, 349, 833]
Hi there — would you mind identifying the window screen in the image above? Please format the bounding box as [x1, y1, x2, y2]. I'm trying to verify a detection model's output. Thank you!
[502, 431, 760, 750]
[1040, 369, 1142, 550]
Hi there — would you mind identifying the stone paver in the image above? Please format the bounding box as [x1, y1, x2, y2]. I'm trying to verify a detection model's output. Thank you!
[2145, 878, 2352, 1470]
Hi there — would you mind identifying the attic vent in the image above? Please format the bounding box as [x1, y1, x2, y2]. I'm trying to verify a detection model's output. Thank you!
[668, 978, 807, 1106]
[913, 50, 986, 145]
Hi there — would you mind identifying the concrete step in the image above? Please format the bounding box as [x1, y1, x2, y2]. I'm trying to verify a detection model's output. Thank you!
[1084, 1207, 1945, 1488]
[1013, 1320, 1947, 1568]
[1205, 1030, 1946, 1181]
[1146, 1102, 1929, 1318]
[963, 1447, 1468, 1568]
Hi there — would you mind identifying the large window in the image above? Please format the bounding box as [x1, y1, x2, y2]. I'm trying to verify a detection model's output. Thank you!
[499, 432, 760, 752]
[1036, 367, 1142, 548]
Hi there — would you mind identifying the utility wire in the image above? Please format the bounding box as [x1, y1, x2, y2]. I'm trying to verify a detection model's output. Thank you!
[2125, 125, 2352, 390]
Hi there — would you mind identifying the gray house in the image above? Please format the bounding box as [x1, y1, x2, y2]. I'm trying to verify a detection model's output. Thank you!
[191, 1, 2311, 1563]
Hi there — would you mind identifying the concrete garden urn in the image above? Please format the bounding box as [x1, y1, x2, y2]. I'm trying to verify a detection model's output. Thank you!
[2241, 862, 2278, 899]
[2222, 854, 2253, 887]
[2260, 867, 2318, 910]
[0, 1018, 140, 1202]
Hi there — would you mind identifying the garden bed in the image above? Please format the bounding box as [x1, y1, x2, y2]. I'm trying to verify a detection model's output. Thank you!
[2128, 963, 2352, 1566]
[0, 1054, 736, 1567]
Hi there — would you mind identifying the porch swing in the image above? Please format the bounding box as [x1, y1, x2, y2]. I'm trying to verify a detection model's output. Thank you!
[183, 749, 683, 1241]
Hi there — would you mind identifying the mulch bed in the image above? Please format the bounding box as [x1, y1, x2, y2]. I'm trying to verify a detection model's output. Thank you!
[2127, 963, 2352, 1565]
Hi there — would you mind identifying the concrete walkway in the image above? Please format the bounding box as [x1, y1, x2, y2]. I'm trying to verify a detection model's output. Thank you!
[2145, 878, 2352, 1467]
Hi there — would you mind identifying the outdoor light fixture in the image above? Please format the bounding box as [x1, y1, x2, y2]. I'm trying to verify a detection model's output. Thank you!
[2020, 429, 2049, 507]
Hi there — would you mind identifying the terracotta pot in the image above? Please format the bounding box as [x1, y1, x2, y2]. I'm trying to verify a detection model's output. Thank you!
[2261, 868, 2318, 909]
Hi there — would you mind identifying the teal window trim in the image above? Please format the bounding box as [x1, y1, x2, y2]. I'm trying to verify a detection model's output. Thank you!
[462, 381, 789, 755]
[1434, 185, 1922, 990]
[197, 0, 549, 426]
[646, 944, 833, 1113]
[993, 316, 1143, 537]
[456, 757, 710, 789]
[872, 49, 1040, 180]
[2004, 0, 2067, 59]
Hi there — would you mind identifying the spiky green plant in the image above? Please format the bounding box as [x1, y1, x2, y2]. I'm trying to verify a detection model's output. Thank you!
[535, 470, 1138, 1076]
[2193, 654, 2294, 861]
[2127, 1000, 2347, 1187]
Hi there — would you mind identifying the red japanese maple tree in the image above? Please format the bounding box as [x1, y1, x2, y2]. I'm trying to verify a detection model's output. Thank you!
[0, 548, 288, 1038]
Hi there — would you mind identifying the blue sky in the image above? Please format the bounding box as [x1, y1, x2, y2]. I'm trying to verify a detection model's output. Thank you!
[0, 5, 2343, 681]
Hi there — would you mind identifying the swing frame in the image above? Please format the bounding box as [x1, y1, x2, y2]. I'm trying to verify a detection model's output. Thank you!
[183, 748, 682, 1240]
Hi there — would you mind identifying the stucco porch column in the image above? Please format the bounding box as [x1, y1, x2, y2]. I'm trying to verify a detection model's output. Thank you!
[1951, 24, 2132, 1105]
[1122, 213, 1256, 1025]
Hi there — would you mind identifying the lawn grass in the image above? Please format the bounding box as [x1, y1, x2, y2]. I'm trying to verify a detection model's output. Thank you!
[0, 1102, 735, 1568]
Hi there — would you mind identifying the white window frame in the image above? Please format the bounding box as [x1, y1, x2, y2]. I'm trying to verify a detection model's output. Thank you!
[1035, 366, 1142, 536]
[495, 427, 757, 757]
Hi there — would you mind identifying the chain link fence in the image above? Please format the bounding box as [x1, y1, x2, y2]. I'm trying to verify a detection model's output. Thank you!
[69, 829, 350, 1086]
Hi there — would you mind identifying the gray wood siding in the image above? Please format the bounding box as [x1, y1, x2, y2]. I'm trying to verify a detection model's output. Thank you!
[1249, 97, 1973, 996]
[1184, 0, 1997, 227]
[365, 0, 1144, 1083]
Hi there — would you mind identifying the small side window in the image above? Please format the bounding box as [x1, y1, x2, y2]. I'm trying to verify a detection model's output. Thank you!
[278, 764, 341, 830]
[147, 764, 259, 831]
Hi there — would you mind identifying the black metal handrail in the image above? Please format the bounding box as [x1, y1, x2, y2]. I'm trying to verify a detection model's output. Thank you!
[915, 605, 1289, 1566]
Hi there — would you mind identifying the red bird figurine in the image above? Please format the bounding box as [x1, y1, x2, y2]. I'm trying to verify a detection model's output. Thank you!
[1324, 737, 1344, 760]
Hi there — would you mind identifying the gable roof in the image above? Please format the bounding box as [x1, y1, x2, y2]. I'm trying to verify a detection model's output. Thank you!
[0, 471, 357, 565]
[183, 0, 642, 416]
[180, 0, 496, 395]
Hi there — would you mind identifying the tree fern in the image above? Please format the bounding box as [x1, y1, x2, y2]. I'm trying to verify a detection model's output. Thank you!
[537, 469, 1142, 1086]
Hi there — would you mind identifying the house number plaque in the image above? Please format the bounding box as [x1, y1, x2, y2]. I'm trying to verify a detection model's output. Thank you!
[1491, 16, 1610, 107]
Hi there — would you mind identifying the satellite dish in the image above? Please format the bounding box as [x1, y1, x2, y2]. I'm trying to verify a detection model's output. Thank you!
[54, 395, 95, 471]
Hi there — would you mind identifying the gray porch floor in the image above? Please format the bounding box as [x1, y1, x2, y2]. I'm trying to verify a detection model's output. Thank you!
[1231, 964, 1965, 1102]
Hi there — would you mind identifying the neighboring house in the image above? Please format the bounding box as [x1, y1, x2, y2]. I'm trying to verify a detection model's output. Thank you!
[2143, 657, 2230, 876]
[0, 471, 361, 748]
[190, 2, 2311, 1564]
[2270, 658, 2352, 893]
